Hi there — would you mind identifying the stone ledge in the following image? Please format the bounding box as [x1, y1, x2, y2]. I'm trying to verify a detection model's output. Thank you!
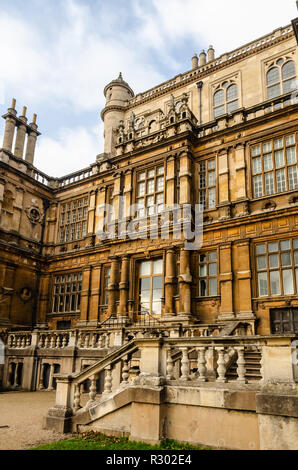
[256, 393, 298, 418]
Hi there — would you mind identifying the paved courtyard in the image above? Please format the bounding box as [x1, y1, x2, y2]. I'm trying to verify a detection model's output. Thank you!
[0, 391, 71, 450]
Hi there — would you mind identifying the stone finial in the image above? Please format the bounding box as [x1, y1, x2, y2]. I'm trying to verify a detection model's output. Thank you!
[118, 72, 123, 81]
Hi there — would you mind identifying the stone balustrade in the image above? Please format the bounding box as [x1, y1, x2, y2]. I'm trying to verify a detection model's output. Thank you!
[8, 332, 32, 348]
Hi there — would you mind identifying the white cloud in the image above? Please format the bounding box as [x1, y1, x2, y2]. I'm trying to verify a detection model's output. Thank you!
[35, 124, 103, 177]
[0, 0, 296, 176]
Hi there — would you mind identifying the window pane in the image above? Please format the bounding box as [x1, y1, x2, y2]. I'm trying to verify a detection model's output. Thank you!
[209, 263, 217, 276]
[157, 177, 164, 191]
[253, 157, 261, 174]
[269, 254, 279, 268]
[200, 264, 207, 277]
[276, 169, 286, 192]
[147, 179, 154, 194]
[209, 278, 217, 296]
[280, 240, 290, 251]
[274, 139, 283, 150]
[214, 89, 224, 106]
[214, 105, 225, 117]
[208, 171, 215, 186]
[267, 67, 280, 85]
[286, 135, 295, 146]
[138, 182, 145, 196]
[157, 166, 164, 175]
[283, 269, 294, 295]
[227, 84, 238, 100]
[268, 84, 281, 99]
[283, 78, 296, 93]
[140, 278, 150, 291]
[256, 244, 266, 255]
[153, 259, 163, 274]
[257, 256, 267, 269]
[265, 172, 274, 195]
[200, 280, 207, 296]
[274, 150, 284, 168]
[227, 100, 238, 114]
[208, 160, 215, 170]
[148, 169, 155, 178]
[138, 172, 145, 181]
[258, 273, 268, 296]
[152, 288, 162, 301]
[286, 147, 296, 164]
[251, 145, 261, 156]
[153, 276, 163, 289]
[263, 142, 272, 153]
[282, 61, 296, 79]
[140, 261, 151, 275]
[152, 302, 162, 315]
[200, 254, 207, 262]
[208, 188, 216, 209]
[288, 166, 298, 190]
[253, 175, 263, 197]
[209, 251, 217, 261]
[295, 251, 298, 265]
[263, 154, 273, 170]
[270, 271, 281, 295]
[269, 242, 278, 252]
[281, 253, 291, 266]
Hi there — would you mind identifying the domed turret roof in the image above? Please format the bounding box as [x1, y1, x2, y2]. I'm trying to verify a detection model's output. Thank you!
[103, 72, 134, 98]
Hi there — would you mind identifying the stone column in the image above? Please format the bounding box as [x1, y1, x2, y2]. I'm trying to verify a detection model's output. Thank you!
[117, 255, 130, 319]
[88, 264, 102, 326]
[218, 242, 234, 320]
[235, 239, 255, 320]
[14, 107, 27, 158]
[94, 185, 106, 241]
[39, 362, 46, 390]
[36, 273, 50, 328]
[164, 248, 176, 316]
[178, 151, 192, 205]
[218, 149, 231, 219]
[107, 257, 120, 317]
[87, 189, 97, 236]
[2, 99, 17, 152]
[178, 247, 192, 318]
[48, 364, 55, 391]
[78, 266, 92, 325]
[24, 115, 39, 165]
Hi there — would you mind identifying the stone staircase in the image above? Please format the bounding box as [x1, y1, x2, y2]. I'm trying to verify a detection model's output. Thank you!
[226, 349, 262, 381]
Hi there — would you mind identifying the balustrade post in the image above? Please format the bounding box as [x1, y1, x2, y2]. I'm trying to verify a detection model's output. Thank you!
[121, 356, 129, 385]
[50, 335, 55, 349]
[166, 347, 175, 380]
[236, 346, 247, 383]
[91, 334, 97, 348]
[62, 335, 67, 348]
[197, 347, 207, 382]
[44, 336, 50, 348]
[84, 334, 89, 349]
[180, 347, 190, 380]
[104, 333, 110, 349]
[103, 365, 112, 396]
[216, 347, 227, 383]
[87, 374, 98, 405]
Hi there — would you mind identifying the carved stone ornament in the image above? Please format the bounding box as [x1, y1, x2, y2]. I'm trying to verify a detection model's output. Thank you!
[25, 205, 44, 224]
[19, 287, 33, 302]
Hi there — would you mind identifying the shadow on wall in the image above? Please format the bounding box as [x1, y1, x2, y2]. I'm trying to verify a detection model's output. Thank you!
[0, 339, 4, 390]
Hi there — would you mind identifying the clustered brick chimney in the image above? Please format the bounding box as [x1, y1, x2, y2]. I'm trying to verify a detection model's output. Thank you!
[2, 98, 40, 165]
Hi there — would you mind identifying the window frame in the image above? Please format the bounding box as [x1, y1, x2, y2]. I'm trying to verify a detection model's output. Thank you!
[59, 196, 88, 243]
[198, 157, 217, 210]
[52, 272, 82, 313]
[135, 163, 165, 218]
[213, 82, 239, 118]
[137, 258, 164, 317]
[255, 238, 298, 298]
[251, 134, 298, 199]
[266, 59, 297, 99]
[198, 250, 218, 297]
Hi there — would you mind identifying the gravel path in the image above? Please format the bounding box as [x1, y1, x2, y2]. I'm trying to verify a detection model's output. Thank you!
[0, 391, 73, 450]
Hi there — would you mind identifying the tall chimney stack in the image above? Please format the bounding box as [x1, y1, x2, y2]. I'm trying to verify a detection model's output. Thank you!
[207, 45, 215, 62]
[2, 98, 17, 152]
[14, 106, 28, 158]
[199, 50, 206, 66]
[25, 114, 39, 165]
[192, 53, 198, 69]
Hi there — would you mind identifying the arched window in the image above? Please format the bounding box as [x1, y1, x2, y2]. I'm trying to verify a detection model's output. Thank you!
[266, 59, 296, 99]
[213, 83, 238, 118]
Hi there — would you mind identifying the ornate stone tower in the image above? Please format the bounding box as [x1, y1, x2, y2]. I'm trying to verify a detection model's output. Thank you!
[101, 73, 134, 156]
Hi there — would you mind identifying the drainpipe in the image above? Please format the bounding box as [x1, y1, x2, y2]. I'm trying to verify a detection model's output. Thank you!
[196, 81, 203, 126]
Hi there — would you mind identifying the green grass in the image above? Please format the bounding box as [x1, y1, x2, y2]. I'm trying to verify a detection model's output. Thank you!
[29, 431, 209, 450]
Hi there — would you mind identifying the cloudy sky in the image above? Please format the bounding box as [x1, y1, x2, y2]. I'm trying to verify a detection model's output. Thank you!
[0, 0, 297, 177]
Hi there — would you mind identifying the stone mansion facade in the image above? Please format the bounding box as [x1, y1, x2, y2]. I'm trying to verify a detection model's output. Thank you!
[0, 19, 298, 449]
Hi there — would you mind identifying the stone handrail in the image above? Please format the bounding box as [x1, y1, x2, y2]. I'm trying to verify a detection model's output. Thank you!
[49, 333, 296, 428]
